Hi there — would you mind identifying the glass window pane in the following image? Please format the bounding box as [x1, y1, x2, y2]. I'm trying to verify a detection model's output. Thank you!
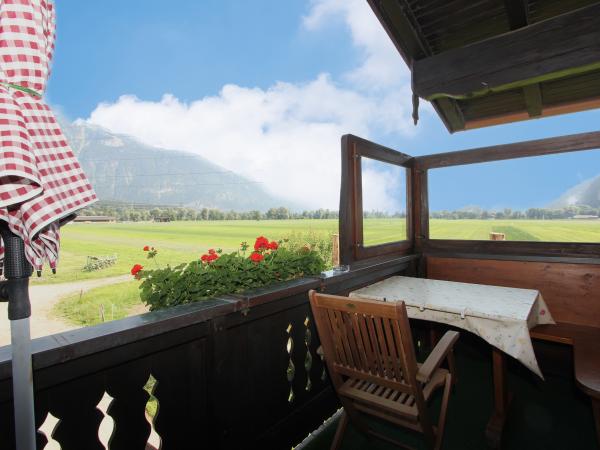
[428, 150, 600, 242]
[361, 157, 407, 246]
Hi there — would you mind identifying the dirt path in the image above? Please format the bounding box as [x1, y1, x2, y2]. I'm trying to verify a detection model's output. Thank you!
[0, 275, 131, 347]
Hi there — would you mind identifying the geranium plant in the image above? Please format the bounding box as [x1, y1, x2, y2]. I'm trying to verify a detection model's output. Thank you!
[132, 236, 326, 311]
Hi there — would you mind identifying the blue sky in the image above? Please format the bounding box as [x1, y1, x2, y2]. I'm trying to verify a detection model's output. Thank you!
[49, 0, 600, 211]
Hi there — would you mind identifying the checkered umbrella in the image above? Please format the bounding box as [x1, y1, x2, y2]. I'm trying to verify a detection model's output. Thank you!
[0, 0, 97, 272]
[0, 2, 96, 448]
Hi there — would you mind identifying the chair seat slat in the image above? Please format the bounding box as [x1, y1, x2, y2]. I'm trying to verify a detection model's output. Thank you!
[308, 290, 458, 450]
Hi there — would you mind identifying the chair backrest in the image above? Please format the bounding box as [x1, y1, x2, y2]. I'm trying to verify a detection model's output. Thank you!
[309, 290, 421, 398]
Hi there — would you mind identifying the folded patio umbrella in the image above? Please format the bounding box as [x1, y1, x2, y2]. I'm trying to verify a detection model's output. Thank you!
[0, 0, 97, 272]
[0, 2, 96, 448]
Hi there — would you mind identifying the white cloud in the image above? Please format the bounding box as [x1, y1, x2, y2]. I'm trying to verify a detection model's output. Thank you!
[362, 164, 405, 213]
[303, 0, 410, 88]
[86, 1, 419, 210]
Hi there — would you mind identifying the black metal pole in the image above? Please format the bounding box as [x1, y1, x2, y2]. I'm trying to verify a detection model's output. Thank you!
[0, 225, 36, 450]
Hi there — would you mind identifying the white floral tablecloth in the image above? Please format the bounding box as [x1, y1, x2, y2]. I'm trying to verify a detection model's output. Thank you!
[350, 276, 555, 378]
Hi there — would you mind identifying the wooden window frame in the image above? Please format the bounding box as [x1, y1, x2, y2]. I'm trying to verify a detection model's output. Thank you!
[339, 134, 414, 264]
[416, 131, 600, 259]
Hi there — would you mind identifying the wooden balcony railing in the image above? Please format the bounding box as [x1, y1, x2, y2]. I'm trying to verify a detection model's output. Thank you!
[0, 255, 416, 450]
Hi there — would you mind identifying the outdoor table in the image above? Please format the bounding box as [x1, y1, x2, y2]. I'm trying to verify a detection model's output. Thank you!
[350, 275, 555, 448]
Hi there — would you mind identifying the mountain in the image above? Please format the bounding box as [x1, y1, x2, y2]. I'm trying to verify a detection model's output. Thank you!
[61, 120, 290, 211]
[548, 175, 600, 208]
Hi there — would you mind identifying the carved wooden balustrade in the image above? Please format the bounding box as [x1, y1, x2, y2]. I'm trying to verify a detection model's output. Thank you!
[0, 255, 415, 450]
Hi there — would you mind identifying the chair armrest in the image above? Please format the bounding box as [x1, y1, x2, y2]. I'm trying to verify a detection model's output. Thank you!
[417, 330, 459, 383]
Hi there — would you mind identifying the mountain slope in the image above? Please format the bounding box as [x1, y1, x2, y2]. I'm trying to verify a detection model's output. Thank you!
[62, 120, 289, 211]
[549, 175, 600, 208]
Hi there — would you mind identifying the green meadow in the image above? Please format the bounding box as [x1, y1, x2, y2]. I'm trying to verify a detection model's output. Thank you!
[48, 218, 600, 327]
[37, 218, 600, 285]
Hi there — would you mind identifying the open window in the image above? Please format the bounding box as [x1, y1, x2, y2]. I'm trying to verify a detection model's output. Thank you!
[427, 149, 600, 243]
[339, 135, 413, 264]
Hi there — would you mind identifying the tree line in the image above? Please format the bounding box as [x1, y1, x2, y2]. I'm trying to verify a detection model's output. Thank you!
[431, 205, 599, 220]
[80, 203, 597, 222]
[80, 204, 340, 222]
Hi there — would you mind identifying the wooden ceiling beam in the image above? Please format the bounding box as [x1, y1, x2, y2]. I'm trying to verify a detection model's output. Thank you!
[366, 0, 430, 66]
[463, 96, 600, 131]
[435, 97, 465, 132]
[412, 3, 600, 101]
[523, 83, 542, 117]
[503, 0, 529, 30]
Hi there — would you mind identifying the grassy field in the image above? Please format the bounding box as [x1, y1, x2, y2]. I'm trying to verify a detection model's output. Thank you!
[36, 219, 339, 284]
[429, 219, 600, 241]
[49, 218, 600, 327]
[52, 281, 142, 326]
[37, 218, 600, 285]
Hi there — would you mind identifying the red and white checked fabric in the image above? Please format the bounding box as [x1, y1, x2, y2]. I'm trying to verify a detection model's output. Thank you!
[0, 0, 97, 270]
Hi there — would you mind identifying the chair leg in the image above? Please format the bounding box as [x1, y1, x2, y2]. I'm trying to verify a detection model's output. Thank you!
[447, 349, 458, 386]
[434, 373, 452, 450]
[340, 399, 372, 436]
[330, 410, 349, 450]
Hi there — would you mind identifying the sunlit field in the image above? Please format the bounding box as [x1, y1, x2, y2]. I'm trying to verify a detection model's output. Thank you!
[429, 219, 600, 242]
[38, 218, 600, 284]
[38, 219, 340, 284]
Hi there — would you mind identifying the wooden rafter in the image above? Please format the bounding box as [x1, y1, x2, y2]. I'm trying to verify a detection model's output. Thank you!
[412, 3, 600, 101]
[464, 95, 600, 130]
[522, 83, 542, 117]
[503, 0, 529, 30]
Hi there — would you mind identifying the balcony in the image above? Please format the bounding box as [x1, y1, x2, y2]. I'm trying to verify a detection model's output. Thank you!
[2, 131, 600, 449]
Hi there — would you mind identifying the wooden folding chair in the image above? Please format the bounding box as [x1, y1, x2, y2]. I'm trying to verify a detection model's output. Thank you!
[309, 290, 459, 450]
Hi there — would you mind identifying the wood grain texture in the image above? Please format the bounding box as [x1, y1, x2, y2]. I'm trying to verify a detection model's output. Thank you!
[339, 135, 355, 265]
[503, 0, 529, 30]
[532, 320, 600, 447]
[412, 3, 600, 99]
[486, 349, 511, 449]
[338, 134, 414, 263]
[426, 256, 600, 328]
[464, 96, 600, 130]
[416, 130, 600, 169]
[309, 290, 454, 449]
[533, 323, 600, 399]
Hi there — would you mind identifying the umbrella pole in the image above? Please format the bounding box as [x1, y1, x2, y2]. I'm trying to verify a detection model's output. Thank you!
[0, 226, 36, 450]
[10, 318, 35, 450]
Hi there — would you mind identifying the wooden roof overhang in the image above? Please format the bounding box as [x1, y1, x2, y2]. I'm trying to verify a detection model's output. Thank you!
[367, 0, 600, 132]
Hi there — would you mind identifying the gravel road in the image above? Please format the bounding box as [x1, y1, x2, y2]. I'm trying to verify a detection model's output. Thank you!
[0, 275, 131, 347]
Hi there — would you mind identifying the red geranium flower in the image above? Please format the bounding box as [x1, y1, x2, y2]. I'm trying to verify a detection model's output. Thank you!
[143, 245, 150, 251]
[254, 236, 269, 251]
[250, 252, 264, 263]
[201, 253, 219, 263]
[208, 248, 216, 255]
[131, 264, 143, 277]
[268, 241, 279, 250]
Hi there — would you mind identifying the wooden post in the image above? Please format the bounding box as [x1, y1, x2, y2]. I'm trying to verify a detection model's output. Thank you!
[332, 233, 340, 267]
[484, 231, 509, 447]
[486, 348, 511, 448]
